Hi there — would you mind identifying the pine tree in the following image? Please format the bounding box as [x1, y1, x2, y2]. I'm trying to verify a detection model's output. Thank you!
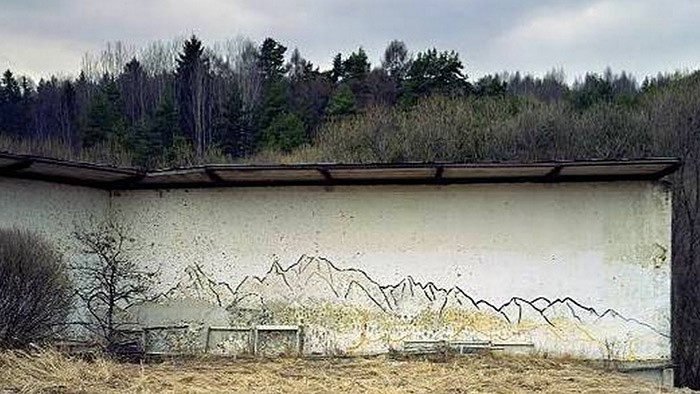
[176, 35, 211, 158]
[258, 38, 287, 82]
[401, 49, 470, 104]
[342, 48, 370, 81]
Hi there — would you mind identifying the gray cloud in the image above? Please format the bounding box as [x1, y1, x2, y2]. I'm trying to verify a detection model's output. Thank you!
[1, 0, 698, 81]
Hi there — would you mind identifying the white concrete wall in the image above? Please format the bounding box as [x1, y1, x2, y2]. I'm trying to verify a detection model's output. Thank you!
[0, 177, 109, 259]
[0, 177, 671, 359]
[110, 182, 672, 360]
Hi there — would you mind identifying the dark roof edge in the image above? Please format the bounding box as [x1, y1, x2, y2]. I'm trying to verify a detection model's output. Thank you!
[156, 157, 681, 172]
[0, 151, 142, 174]
[0, 152, 682, 190]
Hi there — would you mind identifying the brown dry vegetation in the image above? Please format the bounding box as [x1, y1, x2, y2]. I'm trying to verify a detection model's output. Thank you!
[0, 351, 692, 394]
[0, 135, 135, 168]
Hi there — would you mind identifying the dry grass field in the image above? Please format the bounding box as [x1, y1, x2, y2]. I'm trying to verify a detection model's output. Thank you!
[0, 351, 693, 394]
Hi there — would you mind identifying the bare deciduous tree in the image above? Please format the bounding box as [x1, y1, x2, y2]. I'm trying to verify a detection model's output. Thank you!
[72, 218, 157, 349]
[382, 40, 411, 80]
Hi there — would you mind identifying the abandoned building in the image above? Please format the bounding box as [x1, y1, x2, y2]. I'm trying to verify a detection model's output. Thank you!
[0, 152, 678, 380]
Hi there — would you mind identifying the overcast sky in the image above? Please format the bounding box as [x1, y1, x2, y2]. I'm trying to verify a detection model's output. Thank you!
[1, 0, 699, 82]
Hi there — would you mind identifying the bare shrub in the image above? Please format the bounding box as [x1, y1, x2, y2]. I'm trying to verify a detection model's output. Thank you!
[306, 94, 658, 165]
[310, 95, 545, 163]
[0, 229, 72, 348]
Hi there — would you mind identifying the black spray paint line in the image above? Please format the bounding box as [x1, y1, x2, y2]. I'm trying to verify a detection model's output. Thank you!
[166, 255, 668, 338]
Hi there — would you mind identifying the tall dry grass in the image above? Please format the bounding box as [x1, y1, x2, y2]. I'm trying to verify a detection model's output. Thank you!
[0, 350, 131, 393]
[0, 350, 689, 394]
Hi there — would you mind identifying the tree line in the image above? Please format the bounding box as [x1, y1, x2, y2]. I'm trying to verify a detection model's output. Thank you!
[0, 35, 657, 168]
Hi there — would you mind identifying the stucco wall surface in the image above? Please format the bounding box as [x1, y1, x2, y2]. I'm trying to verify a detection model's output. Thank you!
[110, 182, 672, 360]
[0, 177, 109, 259]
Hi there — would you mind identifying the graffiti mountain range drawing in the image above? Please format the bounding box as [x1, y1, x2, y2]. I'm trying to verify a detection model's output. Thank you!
[163, 255, 670, 359]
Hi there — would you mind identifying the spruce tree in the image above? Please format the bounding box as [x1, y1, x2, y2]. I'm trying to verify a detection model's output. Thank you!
[81, 77, 125, 148]
[260, 111, 305, 153]
[326, 84, 355, 117]
[256, 37, 292, 148]
[19, 77, 34, 138]
[214, 87, 248, 157]
[176, 35, 211, 158]
[59, 80, 78, 145]
[257, 79, 291, 147]
[330, 54, 344, 84]
[137, 94, 179, 167]
[0, 70, 23, 134]
[1, 70, 21, 104]
[120, 58, 147, 129]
